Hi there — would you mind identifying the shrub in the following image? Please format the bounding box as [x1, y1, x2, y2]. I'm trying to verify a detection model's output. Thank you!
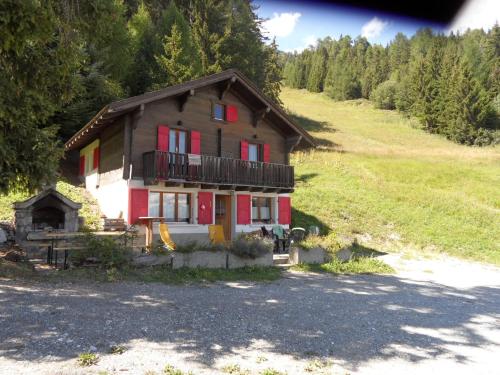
[227, 235, 274, 259]
[71, 232, 133, 269]
[175, 241, 225, 254]
[370, 80, 398, 110]
[77, 352, 98, 366]
[298, 232, 341, 252]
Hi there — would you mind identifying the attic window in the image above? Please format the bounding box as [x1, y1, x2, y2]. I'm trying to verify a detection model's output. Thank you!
[213, 103, 225, 121]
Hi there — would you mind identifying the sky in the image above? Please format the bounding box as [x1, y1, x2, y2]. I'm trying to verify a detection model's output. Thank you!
[256, 0, 500, 52]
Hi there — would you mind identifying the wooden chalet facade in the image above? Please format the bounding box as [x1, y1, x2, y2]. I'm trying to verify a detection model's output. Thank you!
[65, 69, 315, 243]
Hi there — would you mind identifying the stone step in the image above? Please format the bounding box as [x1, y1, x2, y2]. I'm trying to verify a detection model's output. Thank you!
[273, 254, 290, 265]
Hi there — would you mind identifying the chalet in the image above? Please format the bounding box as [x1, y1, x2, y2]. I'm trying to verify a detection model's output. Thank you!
[64, 69, 315, 244]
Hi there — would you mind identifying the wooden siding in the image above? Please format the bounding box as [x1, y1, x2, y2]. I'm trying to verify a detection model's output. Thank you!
[99, 119, 124, 175]
[130, 87, 287, 178]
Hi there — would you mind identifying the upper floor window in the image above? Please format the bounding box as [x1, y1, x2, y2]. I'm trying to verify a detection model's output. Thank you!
[248, 143, 260, 162]
[213, 103, 225, 121]
[169, 129, 187, 154]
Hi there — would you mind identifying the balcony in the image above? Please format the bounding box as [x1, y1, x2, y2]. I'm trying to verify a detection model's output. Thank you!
[143, 151, 294, 192]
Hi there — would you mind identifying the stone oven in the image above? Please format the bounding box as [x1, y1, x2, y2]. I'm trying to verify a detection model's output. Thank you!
[13, 188, 82, 246]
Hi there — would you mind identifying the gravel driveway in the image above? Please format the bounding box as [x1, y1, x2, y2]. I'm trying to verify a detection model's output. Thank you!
[1, 254, 499, 375]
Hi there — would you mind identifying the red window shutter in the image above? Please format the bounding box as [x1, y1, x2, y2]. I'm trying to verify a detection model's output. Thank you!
[278, 196, 291, 225]
[157, 125, 169, 152]
[237, 194, 251, 225]
[226, 105, 238, 122]
[128, 188, 149, 225]
[263, 144, 270, 163]
[190, 131, 201, 154]
[240, 140, 249, 160]
[79, 155, 85, 176]
[197, 192, 213, 224]
[93, 147, 100, 170]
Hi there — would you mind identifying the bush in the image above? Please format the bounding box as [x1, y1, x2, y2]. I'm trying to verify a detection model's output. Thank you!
[227, 235, 274, 259]
[71, 232, 133, 269]
[298, 232, 341, 252]
[370, 80, 398, 110]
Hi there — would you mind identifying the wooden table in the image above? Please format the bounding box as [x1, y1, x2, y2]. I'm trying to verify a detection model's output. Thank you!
[138, 217, 165, 248]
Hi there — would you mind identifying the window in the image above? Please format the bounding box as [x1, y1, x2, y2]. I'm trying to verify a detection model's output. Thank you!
[252, 197, 273, 223]
[148, 192, 191, 223]
[169, 129, 187, 154]
[213, 103, 225, 121]
[248, 143, 260, 162]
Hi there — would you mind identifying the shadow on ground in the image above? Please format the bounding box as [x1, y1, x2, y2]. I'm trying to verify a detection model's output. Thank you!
[291, 207, 331, 235]
[1, 269, 499, 372]
[288, 112, 339, 150]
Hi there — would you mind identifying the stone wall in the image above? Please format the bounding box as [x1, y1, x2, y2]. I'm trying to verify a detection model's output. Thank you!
[289, 246, 328, 265]
[137, 250, 274, 269]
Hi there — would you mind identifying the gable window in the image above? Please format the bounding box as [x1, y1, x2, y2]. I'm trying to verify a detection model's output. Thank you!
[169, 129, 187, 154]
[148, 192, 191, 223]
[252, 197, 273, 224]
[213, 103, 225, 121]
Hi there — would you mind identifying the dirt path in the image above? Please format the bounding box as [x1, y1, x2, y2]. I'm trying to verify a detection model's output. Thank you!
[1, 255, 499, 374]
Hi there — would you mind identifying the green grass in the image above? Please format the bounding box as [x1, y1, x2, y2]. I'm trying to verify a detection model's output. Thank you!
[0, 262, 282, 284]
[292, 257, 395, 275]
[0, 180, 101, 230]
[283, 88, 500, 264]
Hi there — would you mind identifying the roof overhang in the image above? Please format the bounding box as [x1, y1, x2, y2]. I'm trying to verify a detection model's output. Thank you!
[65, 69, 316, 151]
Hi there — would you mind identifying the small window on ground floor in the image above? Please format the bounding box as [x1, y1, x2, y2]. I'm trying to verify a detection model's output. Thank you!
[252, 196, 273, 224]
[148, 192, 191, 223]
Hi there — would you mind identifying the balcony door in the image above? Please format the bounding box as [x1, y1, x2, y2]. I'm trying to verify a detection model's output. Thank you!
[215, 194, 232, 241]
[169, 129, 187, 154]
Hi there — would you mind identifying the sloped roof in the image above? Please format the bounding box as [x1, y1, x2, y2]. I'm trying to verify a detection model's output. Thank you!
[65, 69, 315, 151]
[13, 188, 82, 210]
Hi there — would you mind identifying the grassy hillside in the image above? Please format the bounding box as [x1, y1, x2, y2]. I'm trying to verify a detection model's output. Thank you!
[283, 87, 500, 264]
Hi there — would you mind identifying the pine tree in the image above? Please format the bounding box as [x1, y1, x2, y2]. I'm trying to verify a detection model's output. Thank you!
[152, 2, 201, 88]
[409, 44, 443, 132]
[0, 0, 81, 193]
[307, 44, 328, 92]
[127, 2, 158, 95]
[263, 38, 283, 105]
[445, 61, 495, 144]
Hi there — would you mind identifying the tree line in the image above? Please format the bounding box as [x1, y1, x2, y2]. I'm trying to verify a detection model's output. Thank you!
[0, 0, 282, 194]
[282, 27, 500, 146]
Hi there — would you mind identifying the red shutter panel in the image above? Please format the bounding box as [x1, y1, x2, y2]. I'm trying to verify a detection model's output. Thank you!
[79, 155, 85, 176]
[93, 147, 100, 170]
[278, 196, 291, 225]
[240, 140, 249, 160]
[190, 131, 201, 154]
[237, 194, 251, 225]
[263, 144, 270, 163]
[157, 125, 169, 152]
[226, 105, 238, 122]
[128, 188, 149, 225]
[197, 192, 213, 224]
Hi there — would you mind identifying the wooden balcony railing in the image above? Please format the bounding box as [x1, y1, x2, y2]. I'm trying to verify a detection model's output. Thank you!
[143, 151, 294, 189]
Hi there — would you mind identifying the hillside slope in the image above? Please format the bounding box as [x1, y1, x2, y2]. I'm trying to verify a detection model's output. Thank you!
[283, 88, 500, 264]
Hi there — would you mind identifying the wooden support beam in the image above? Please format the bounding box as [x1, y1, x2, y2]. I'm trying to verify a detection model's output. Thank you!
[219, 76, 237, 100]
[219, 185, 235, 190]
[285, 135, 302, 164]
[252, 106, 270, 128]
[183, 183, 201, 188]
[178, 89, 195, 112]
[234, 186, 249, 191]
[201, 183, 216, 190]
[165, 181, 182, 187]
